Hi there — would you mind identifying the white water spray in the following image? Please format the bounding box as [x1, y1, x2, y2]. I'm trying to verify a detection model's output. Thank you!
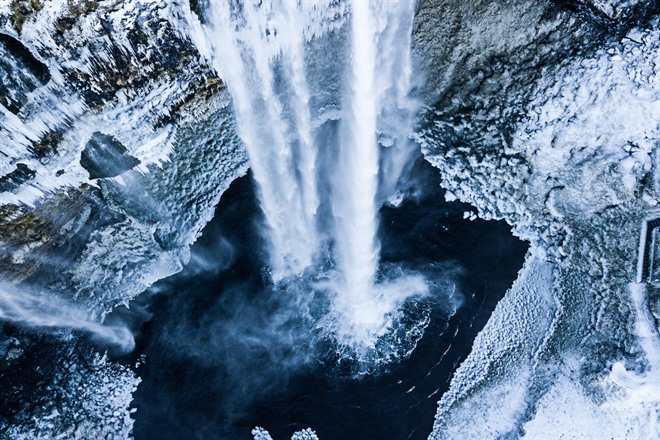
[205, 1, 321, 280]
[0, 283, 134, 350]
[332, 0, 382, 336]
[203, 0, 426, 350]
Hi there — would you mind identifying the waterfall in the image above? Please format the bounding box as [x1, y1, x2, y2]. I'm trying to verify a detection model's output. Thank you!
[0, 283, 134, 350]
[203, 0, 426, 350]
[332, 0, 381, 333]
[205, 1, 322, 280]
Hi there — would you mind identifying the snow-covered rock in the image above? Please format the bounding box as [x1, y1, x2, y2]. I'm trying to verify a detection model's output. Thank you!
[0, 1, 246, 436]
[414, 1, 659, 437]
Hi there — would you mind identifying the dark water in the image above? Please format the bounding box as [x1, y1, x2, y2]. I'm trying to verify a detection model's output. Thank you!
[127, 157, 528, 440]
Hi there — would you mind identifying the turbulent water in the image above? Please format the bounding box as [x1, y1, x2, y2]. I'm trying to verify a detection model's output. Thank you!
[129, 158, 528, 440]
[201, 0, 425, 352]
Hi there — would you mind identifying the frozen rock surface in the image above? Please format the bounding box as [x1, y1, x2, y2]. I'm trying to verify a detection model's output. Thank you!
[1, 333, 139, 439]
[414, 0, 659, 438]
[0, 0, 246, 436]
[252, 427, 319, 440]
[0, 0, 247, 311]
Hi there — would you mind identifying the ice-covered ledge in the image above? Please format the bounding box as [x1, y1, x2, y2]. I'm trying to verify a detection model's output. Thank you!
[0, 1, 248, 315]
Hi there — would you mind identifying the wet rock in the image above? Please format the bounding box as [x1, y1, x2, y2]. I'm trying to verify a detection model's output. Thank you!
[189, 0, 209, 24]
[30, 130, 63, 159]
[0, 33, 50, 114]
[5, 347, 23, 361]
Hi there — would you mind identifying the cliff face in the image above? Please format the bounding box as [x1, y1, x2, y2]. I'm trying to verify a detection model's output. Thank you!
[0, 1, 247, 436]
[413, 0, 659, 437]
[0, 1, 248, 313]
[0, 0, 658, 438]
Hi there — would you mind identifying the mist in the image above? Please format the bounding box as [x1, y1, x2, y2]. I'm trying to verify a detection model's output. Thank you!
[0, 282, 134, 351]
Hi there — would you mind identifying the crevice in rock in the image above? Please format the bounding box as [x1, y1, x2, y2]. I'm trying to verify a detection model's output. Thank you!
[0, 34, 49, 83]
[0, 164, 36, 193]
[189, 0, 209, 24]
[80, 132, 141, 180]
[0, 33, 50, 114]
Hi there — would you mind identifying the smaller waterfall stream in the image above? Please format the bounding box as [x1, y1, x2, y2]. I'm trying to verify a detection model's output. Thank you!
[203, 0, 425, 353]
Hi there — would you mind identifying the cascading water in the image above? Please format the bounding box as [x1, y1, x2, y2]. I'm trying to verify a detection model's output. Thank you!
[205, 1, 320, 280]
[202, 0, 426, 353]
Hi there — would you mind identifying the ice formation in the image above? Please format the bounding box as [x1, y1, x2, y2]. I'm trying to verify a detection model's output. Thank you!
[413, 1, 660, 437]
[253, 427, 319, 440]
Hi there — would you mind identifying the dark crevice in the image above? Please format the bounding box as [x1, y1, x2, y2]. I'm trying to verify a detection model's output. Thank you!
[0, 33, 50, 114]
[0, 164, 36, 193]
[0, 33, 50, 83]
[80, 132, 141, 180]
[189, 0, 209, 24]
[550, 0, 660, 35]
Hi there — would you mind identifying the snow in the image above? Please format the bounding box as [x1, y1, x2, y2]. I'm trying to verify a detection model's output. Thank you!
[252, 427, 320, 440]
[430, 253, 555, 439]
[1, 0, 201, 204]
[0, 1, 247, 437]
[522, 355, 658, 439]
[252, 427, 274, 440]
[69, 94, 248, 316]
[2, 351, 139, 440]
[421, 22, 660, 440]
[517, 283, 659, 439]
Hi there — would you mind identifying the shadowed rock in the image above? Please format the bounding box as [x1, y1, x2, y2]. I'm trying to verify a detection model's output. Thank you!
[0, 164, 35, 193]
[0, 33, 50, 114]
[80, 132, 141, 180]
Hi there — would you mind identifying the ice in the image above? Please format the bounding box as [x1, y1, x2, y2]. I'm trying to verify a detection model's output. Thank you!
[2, 351, 139, 439]
[0, 1, 247, 436]
[252, 427, 319, 440]
[420, 19, 660, 440]
[430, 253, 555, 439]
